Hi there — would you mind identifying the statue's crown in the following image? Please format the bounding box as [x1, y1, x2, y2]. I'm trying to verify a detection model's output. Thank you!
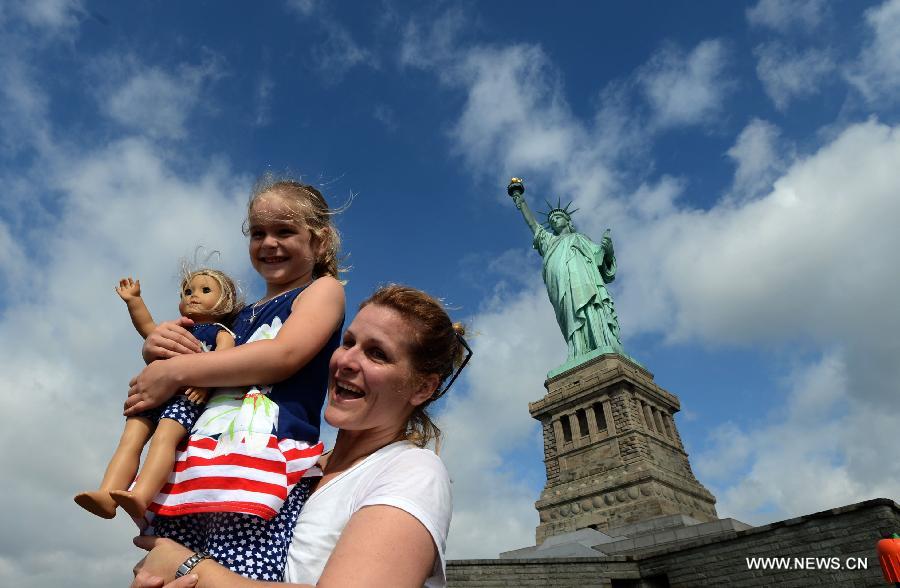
[540, 197, 579, 223]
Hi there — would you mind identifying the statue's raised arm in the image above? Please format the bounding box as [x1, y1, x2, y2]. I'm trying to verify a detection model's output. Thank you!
[508, 178, 540, 233]
[506, 177, 624, 361]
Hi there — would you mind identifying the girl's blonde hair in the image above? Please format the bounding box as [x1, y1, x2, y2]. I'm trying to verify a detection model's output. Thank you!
[360, 284, 469, 449]
[243, 174, 342, 279]
[179, 268, 243, 322]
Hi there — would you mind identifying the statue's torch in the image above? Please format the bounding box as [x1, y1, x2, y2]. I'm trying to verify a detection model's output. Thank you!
[507, 177, 525, 198]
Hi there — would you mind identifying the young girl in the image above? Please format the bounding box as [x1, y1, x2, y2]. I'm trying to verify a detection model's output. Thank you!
[124, 178, 346, 581]
[74, 270, 240, 520]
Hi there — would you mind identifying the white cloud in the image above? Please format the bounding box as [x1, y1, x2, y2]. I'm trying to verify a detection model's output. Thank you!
[399, 8, 467, 72]
[253, 75, 274, 127]
[439, 285, 562, 557]
[372, 103, 396, 131]
[12, 0, 84, 33]
[697, 353, 900, 523]
[637, 40, 732, 129]
[0, 137, 252, 588]
[631, 175, 684, 220]
[100, 55, 225, 140]
[726, 118, 789, 201]
[452, 45, 578, 177]
[285, 1, 377, 81]
[746, 0, 827, 32]
[0, 35, 54, 155]
[847, 0, 900, 102]
[0, 31, 251, 584]
[401, 13, 900, 550]
[656, 119, 900, 351]
[754, 43, 835, 111]
[284, 0, 318, 18]
[313, 22, 376, 79]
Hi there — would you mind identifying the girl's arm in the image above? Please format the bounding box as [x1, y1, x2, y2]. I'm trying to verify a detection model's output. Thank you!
[117, 278, 158, 340]
[126, 277, 344, 415]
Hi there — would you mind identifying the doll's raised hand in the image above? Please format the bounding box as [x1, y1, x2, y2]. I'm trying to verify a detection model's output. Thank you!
[185, 387, 209, 405]
[116, 277, 143, 302]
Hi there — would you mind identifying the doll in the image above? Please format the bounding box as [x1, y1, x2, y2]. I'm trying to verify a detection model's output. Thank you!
[75, 269, 241, 520]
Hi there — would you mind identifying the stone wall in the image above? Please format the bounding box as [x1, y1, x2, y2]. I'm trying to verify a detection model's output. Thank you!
[637, 498, 899, 587]
[447, 499, 900, 587]
[446, 557, 639, 588]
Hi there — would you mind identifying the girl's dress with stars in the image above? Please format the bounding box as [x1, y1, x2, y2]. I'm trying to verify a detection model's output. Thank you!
[148, 284, 341, 581]
[139, 322, 235, 430]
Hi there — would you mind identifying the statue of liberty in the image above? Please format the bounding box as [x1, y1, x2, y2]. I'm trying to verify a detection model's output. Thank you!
[507, 178, 624, 360]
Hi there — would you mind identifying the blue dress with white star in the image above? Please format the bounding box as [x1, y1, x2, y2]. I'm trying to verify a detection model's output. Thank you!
[139, 322, 233, 429]
[149, 283, 341, 581]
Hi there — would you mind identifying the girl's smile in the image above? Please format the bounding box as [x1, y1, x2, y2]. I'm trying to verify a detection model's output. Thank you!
[248, 193, 321, 295]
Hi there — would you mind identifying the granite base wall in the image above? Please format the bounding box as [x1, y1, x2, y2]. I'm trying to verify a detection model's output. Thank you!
[447, 499, 899, 587]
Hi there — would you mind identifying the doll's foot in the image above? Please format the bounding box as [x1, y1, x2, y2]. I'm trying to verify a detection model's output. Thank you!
[74, 490, 118, 519]
[109, 490, 149, 520]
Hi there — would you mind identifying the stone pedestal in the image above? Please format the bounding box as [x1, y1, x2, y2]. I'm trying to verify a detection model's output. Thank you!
[530, 353, 717, 545]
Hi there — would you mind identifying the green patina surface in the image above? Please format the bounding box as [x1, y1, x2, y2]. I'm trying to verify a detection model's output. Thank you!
[508, 178, 633, 376]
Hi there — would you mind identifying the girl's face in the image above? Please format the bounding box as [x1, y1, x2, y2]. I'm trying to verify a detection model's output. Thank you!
[325, 304, 435, 436]
[248, 192, 320, 291]
[179, 274, 223, 319]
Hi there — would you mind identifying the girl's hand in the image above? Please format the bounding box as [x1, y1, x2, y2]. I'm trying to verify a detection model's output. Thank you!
[125, 360, 183, 416]
[132, 536, 197, 587]
[143, 318, 201, 362]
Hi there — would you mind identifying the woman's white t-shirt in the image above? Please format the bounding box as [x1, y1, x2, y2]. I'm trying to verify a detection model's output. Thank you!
[283, 441, 452, 587]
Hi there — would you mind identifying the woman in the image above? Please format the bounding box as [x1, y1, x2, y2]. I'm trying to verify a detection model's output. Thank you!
[131, 284, 470, 588]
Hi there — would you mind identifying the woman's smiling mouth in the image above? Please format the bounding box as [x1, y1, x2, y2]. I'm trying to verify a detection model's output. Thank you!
[334, 380, 365, 400]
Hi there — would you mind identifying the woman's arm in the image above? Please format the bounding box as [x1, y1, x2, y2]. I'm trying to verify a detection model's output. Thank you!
[315, 506, 437, 587]
[132, 537, 308, 588]
[132, 506, 434, 588]
[126, 277, 344, 415]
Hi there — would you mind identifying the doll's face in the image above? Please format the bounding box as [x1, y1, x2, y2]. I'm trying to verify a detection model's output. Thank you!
[179, 274, 223, 319]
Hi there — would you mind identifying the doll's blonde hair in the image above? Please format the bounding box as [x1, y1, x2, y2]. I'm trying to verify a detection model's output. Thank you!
[242, 173, 344, 279]
[179, 268, 243, 322]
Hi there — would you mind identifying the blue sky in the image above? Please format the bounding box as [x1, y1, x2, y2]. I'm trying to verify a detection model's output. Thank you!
[2, 1, 900, 586]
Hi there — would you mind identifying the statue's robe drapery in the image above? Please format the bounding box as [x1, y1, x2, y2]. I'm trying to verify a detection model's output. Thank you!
[533, 226, 623, 359]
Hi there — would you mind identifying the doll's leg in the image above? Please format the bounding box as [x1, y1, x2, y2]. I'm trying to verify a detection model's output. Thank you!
[75, 416, 154, 518]
[111, 395, 203, 519]
[111, 418, 187, 520]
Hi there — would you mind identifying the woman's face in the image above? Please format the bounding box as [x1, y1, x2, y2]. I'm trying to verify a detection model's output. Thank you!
[325, 304, 433, 435]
